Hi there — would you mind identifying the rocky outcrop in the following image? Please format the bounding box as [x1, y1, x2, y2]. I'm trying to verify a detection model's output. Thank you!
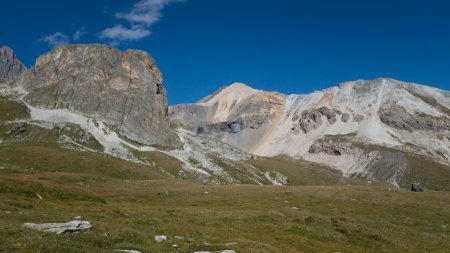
[293, 107, 342, 133]
[6, 122, 27, 135]
[308, 141, 354, 156]
[341, 113, 350, 122]
[195, 114, 269, 135]
[296, 109, 323, 133]
[18, 44, 180, 147]
[379, 105, 450, 132]
[411, 183, 424, 192]
[0, 46, 26, 81]
[318, 106, 340, 124]
[23, 220, 92, 234]
[352, 114, 364, 122]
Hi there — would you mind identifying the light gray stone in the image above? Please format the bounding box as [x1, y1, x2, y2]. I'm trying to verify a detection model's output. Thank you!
[154, 235, 167, 242]
[23, 220, 92, 234]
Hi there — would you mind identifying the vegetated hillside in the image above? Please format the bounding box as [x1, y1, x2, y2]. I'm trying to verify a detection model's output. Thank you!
[0, 138, 449, 252]
[170, 79, 450, 189]
[0, 92, 357, 187]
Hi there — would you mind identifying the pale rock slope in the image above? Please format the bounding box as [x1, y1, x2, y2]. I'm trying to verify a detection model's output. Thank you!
[170, 82, 287, 153]
[170, 78, 450, 187]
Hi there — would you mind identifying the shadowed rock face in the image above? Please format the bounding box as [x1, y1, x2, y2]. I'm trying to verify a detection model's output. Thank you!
[296, 108, 323, 133]
[0, 46, 26, 81]
[379, 105, 450, 132]
[19, 44, 180, 147]
[308, 141, 354, 156]
[293, 107, 344, 133]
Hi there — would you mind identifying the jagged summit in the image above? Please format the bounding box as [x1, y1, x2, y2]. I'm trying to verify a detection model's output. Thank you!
[0, 45, 26, 81]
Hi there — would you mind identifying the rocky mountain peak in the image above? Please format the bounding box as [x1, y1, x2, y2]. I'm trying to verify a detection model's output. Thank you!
[18, 44, 180, 147]
[0, 45, 26, 81]
[170, 78, 450, 186]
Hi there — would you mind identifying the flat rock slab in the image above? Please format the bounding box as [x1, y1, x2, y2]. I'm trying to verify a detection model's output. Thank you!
[194, 251, 236, 253]
[23, 220, 92, 234]
[154, 235, 167, 242]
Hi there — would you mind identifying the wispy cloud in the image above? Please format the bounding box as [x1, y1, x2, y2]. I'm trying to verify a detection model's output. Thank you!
[100, 0, 185, 45]
[38, 32, 70, 49]
[116, 0, 184, 25]
[100, 25, 150, 46]
[74, 27, 87, 41]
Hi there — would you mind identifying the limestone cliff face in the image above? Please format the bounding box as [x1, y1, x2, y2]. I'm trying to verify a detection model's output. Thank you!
[20, 44, 180, 147]
[0, 46, 26, 81]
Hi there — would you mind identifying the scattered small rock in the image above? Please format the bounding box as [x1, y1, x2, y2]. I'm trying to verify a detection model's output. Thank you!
[411, 183, 424, 192]
[341, 113, 350, 122]
[154, 235, 167, 242]
[23, 220, 92, 234]
[193, 250, 236, 253]
[7, 122, 27, 135]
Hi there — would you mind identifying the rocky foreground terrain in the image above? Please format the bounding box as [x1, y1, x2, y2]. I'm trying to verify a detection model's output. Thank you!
[1, 44, 450, 190]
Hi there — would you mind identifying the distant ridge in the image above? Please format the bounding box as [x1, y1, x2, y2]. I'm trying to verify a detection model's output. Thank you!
[0, 45, 26, 81]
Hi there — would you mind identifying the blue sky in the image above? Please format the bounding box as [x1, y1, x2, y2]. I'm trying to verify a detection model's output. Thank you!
[1, 0, 450, 104]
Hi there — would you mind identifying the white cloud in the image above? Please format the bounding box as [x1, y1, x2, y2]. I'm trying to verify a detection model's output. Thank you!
[116, 0, 184, 26]
[74, 27, 87, 41]
[100, 0, 185, 45]
[38, 32, 70, 49]
[99, 25, 151, 45]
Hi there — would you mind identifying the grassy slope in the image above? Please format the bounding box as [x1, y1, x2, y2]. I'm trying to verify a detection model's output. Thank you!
[0, 97, 449, 252]
[321, 134, 450, 191]
[1, 171, 449, 253]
